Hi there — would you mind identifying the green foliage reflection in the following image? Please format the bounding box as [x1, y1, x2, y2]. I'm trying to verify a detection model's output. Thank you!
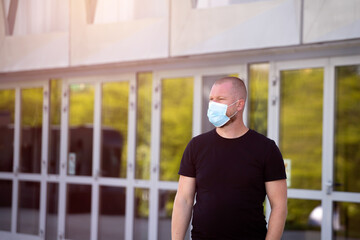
[335, 65, 360, 193]
[249, 63, 268, 136]
[335, 202, 360, 238]
[22, 88, 43, 126]
[102, 82, 129, 178]
[69, 84, 94, 126]
[0, 89, 15, 124]
[280, 68, 323, 190]
[160, 77, 193, 181]
[285, 199, 321, 232]
[0, 89, 15, 172]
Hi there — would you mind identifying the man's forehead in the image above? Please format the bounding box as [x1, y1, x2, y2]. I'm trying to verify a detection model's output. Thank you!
[211, 81, 233, 93]
[209, 83, 234, 99]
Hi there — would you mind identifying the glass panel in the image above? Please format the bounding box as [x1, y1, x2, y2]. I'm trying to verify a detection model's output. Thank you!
[98, 186, 126, 240]
[46, 183, 59, 240]
[66, 184, 91, 240]
[0, 180, 12, 231]
[134, 188, 149, 240]
[49, 79, 62, 174]
[0, 89, 15, 172]
[201, 74, 239, 133]
[160, 77, 193, 181]
[136, 73, 152, 180]
[333, 202, 360, 240]
[68, 84, 94, 176]
[17, 181, 40, 235]
[334, 65, 360, 193]
[158, 190, 178, 240]
[283, 199, 321, 240]
[20, 88, 43, 173]
[249, 63, 269, 136]
[101, 82, 129, 178]
[280, 68, 323, 190]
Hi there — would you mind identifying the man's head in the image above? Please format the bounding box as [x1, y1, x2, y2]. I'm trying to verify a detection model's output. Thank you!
[213, 76, 247, 102]
[208, 77, 247, 127]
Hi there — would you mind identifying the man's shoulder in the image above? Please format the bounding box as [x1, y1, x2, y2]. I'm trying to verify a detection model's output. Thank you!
[191, 129, 216, 144]
[247, 129, 275, 145]
[193, 129, 215, 140]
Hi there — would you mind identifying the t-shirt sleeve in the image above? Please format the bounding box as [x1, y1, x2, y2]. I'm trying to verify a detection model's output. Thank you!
[264, 140, 287, 182]
[178, 139, 196, 177]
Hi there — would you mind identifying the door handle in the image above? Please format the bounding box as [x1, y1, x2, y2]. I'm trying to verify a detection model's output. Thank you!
[325, 181, 343, 195]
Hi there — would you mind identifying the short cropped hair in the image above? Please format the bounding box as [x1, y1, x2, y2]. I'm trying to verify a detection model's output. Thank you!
[215, 76, 247, 101]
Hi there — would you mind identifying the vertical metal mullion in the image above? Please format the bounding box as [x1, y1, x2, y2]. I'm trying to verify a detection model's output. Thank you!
[266, 61, 278, 222]
[11, 87, 21, 233]
[192, 74, 202, 137]
[321, 59, 335, 240]
[39, 82, 50, 238]
[125, 186, 134, 240]
[239, 65, 249, 127]
[91, 82, 101, 240]
[125, 75, 137, 240]
[268, 61, 279, 143]
[57, 80, 69, 240]
[149, 73, 161, 240]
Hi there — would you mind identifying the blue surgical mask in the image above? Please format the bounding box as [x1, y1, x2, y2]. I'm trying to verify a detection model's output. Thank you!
[207, 100, 239, 127]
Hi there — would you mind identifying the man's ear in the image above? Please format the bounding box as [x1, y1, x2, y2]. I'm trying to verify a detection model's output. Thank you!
[238, 99, 245, 111]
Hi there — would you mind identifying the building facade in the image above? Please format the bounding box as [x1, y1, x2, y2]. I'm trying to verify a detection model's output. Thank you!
[0, 0, 360, 239]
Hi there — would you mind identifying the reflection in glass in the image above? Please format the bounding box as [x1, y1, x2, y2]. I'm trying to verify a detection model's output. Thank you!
[0, 180, 12, 231]
[158, 190, 177, 240]
[49, 79, 62, 174]
[161, 77, 193, 181]
[20, 88, 43, 173]
[0, 89, 15, 172]
[134, 188, 149, 240]
[249, 63, 269, 136]
[17, 181, 40, 235]
[66, 184, 91, 240]
[334, 65, 360, 193]
[333, 202, 360, 239]
[46, 183, 58, 240]
[99, 186, 126, 240]
[136, 73, 152, 180]
[280, 68, 323, 190]
[68, 84, 94, 176]
[101, 82, 129, 178]
[283, 199, 321, 240]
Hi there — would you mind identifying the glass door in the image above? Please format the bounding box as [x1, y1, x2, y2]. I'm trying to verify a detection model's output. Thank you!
[271, 57, 360, 240]
[331, 56, 360, 240]
[273, 60, 324, 240]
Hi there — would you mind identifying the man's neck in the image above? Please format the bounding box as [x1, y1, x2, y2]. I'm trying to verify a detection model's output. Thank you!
[216, 121, 249, 139]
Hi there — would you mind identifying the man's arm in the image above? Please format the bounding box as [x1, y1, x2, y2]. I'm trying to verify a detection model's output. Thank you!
[265, 179, 288, 240]
[171, 175, 196, 240]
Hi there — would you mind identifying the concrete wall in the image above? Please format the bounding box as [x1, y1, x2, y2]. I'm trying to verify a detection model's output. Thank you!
[0, 0, 359, 72]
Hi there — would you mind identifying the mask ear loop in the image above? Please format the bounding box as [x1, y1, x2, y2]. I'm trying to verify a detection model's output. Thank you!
[228, 100, 240, 118]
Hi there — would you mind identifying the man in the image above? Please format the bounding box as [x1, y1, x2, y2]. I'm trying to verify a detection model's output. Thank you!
[171, 77, 287, 240]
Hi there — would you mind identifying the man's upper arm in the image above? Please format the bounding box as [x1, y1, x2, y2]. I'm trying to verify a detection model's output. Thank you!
[176, 175, 196, 203]
[265, 179, 287, 208]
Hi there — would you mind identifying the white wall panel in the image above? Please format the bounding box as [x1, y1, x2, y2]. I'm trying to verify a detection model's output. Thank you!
[303, 0, 360, 43]
[170, 0, 301, 56]
[70, 0, 169, 66]
[0, 2, 69, 72]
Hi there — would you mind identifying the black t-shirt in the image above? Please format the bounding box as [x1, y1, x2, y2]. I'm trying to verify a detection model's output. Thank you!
[178, 129, 286, 240]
